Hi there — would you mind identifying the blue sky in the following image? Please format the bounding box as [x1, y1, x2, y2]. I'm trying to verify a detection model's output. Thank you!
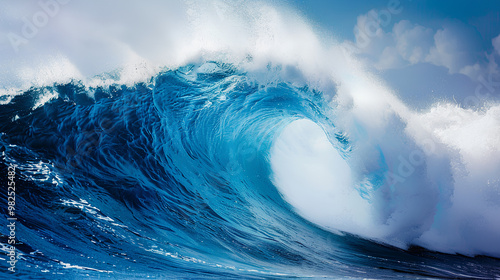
[285, 0, 500, 108]
[290, 0, 500, 45]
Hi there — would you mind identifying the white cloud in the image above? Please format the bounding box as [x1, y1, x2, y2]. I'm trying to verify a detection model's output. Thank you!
[459, 63, 482, 79]
[393, 20, 433, 64]
[375, 46, 405, 70]
[425, 25, 478, 74]
[353, 10, 394, 57]
[351, 12, 438, 71]
[369, 20, 434, 70]
[347, 10, 500, 108]
[350, 11, 498, 83]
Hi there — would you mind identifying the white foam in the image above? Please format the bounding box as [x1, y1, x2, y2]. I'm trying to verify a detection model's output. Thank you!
[270, 103, 500, 256]
[270, 119, 375, 236]
[0, 0, 340, 92]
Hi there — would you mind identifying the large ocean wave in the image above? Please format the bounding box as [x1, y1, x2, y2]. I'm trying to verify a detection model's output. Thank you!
[1, 0, 500, 279]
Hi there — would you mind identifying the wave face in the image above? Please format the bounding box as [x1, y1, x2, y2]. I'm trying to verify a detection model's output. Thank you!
[1, 62, 500, 279]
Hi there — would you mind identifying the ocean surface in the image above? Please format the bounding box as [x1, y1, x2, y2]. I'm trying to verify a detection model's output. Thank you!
[0, 62, 499, 279]
[1, 1, 500, 279]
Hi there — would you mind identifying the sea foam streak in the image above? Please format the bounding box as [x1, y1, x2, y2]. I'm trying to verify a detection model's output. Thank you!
[1, 0, 500, 261]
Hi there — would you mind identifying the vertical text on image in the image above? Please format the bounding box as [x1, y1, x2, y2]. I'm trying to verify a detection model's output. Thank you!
[6, 164, 17, 273]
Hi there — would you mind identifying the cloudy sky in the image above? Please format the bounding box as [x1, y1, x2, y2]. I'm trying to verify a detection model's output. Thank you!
[289, 0, 500, 108]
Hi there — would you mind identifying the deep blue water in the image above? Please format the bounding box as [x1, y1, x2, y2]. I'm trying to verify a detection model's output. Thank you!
[1, 62, 500, 279]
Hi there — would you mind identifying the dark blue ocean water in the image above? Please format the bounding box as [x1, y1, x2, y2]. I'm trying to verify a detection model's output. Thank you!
[1, 62, 499, 279]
